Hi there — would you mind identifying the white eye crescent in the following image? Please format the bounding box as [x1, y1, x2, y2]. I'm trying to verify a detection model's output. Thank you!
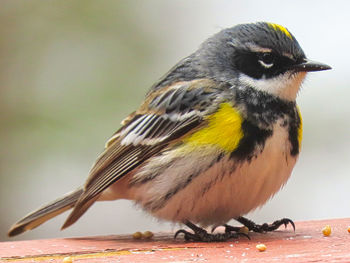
[258, 52, 275, 68]
[258, 59, 274, 68]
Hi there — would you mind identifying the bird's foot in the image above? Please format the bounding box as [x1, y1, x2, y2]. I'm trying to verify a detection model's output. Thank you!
[235, 216, 295, 233]
[174, 221, 249, 242]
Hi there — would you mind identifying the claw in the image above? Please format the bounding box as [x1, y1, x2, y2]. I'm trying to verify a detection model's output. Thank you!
[224, 224, 242, 233]
[174, 229, 187, 239]
[174, 221, 246, 242]
[236, 216, 296, 233]
[177, 217, 294, 241]
[236, 232, 251, 240]
[284, 218, 295, 231]
[270, 218, 295, 231]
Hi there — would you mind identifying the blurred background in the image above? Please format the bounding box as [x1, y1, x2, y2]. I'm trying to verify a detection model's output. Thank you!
[1, 0, 348, 242]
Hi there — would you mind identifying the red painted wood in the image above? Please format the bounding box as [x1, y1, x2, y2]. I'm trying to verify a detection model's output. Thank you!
[1, 218, 350, 262]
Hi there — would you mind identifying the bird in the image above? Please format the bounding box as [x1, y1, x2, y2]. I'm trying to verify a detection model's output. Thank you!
[8, 22, 331, 242]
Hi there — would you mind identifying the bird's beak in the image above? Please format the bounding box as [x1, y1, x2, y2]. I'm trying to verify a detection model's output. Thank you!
[289, 59, 332, 72]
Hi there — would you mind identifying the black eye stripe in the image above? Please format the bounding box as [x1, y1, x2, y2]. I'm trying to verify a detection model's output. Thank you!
[234, 49, 301, 79]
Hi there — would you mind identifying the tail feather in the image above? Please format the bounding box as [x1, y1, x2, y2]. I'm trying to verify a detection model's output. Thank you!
[8, 187, 83, 237]
[61, 196, 98, 230]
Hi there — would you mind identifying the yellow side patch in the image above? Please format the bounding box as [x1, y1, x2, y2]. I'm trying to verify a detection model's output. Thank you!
[184, 103, 243, 152]
[267, 23, 292, 39]
[297, 106, 303, 149]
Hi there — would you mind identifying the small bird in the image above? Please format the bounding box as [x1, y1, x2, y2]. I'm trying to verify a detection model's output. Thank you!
[8, 22, 331, 242]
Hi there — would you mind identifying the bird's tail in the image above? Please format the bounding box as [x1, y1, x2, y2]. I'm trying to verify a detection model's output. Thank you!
[8, 187, 83, 237]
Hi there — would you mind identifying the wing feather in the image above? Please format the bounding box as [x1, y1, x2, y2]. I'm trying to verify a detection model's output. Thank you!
[62, 79, 229, 228]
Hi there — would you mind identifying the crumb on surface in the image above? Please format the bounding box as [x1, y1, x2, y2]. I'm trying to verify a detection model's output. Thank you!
[322, 225, 331, 236]
[132, 231, 142, 239]
[142, 231, 154, 239]
[239, 226, 249, 235]
[256, 243, 267, 252]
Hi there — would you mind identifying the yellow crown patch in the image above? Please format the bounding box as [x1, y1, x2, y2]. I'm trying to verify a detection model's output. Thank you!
[267, 23, 292, 39]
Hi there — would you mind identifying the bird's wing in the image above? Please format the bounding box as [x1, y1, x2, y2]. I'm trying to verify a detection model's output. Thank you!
[62, 79, 228, 228]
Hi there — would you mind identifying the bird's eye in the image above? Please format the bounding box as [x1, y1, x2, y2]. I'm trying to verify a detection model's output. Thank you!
[258, 53, 275, 68]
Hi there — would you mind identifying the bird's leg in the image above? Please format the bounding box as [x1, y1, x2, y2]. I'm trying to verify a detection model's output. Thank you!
[234, 216, 295, 233]
[174, 220, 248, 242]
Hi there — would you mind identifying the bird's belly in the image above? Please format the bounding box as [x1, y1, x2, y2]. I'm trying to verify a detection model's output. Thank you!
[139, 123, 298, 226]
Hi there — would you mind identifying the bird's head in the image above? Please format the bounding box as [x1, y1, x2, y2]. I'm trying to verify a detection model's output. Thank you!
[196, 22, 331, 101]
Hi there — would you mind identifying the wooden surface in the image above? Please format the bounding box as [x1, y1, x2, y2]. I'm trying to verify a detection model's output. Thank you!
[1, 218, 350, 262]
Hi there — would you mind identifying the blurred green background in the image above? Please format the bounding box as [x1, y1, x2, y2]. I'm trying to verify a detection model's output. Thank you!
[1, 0, 348, 241]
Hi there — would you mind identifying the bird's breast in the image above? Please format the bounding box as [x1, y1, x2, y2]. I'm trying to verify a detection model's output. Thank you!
[135, 119, 299, 226]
